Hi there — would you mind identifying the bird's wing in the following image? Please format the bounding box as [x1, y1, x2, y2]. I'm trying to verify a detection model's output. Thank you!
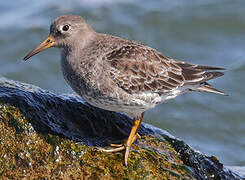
[104, 44, 224, 94]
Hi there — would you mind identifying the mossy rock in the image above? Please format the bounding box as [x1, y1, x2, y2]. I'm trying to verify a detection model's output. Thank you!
[0, 77, 242, 179]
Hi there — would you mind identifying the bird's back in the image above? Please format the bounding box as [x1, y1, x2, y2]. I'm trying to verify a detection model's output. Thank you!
[95, 34, 225, 95]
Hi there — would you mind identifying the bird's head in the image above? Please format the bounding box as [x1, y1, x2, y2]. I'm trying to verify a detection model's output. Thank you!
[24, 14, 95, 60]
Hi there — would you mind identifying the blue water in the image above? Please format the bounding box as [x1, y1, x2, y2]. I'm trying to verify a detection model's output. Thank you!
[0, 0, 245, 168]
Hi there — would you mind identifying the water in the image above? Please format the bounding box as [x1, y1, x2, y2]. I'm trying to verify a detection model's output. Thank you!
[0, 0, 245, 167]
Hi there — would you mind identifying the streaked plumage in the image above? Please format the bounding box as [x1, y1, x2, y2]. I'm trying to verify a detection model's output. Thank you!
[23, 15, 226, 166]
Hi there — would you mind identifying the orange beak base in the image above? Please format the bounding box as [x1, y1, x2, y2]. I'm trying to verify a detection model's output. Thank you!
[23, 36, 55, 61]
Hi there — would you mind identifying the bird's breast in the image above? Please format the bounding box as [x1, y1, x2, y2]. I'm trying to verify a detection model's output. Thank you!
[60, 51, 114, 98]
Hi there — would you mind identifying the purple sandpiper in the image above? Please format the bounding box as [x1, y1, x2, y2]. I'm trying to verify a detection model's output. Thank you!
[24, 14, 226, 166]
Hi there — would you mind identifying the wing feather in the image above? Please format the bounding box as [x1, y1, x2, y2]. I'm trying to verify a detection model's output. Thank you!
[104, 44, 224, 94]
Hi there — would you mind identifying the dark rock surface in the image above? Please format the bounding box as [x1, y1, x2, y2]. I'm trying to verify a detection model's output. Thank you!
[0, 77, 243, 179]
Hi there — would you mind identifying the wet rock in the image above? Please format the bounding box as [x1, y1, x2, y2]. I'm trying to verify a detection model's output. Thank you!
[0, 77, 242, 179]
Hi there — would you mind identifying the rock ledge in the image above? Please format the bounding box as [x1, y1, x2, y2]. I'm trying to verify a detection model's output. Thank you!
[0, 77, 242, 179]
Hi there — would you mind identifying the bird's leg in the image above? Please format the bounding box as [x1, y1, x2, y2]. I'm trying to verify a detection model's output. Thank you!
[99, 112, 144, 166]
[100, 132, 140, 151]
[124, 112, 144, 166]
[109, 133, 141, 147]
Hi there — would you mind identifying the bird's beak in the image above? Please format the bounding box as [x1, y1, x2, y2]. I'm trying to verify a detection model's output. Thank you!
[23, 35, 55, 61]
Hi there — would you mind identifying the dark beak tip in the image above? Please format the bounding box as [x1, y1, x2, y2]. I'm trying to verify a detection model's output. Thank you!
[23, 35, 54, 62]
[23, 55, 30, 61]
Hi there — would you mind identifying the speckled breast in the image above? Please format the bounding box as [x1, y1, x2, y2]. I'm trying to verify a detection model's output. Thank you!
[60, 49, 160, 115]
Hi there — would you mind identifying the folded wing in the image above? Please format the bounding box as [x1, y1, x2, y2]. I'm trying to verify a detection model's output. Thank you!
[104, 44, 225, 95]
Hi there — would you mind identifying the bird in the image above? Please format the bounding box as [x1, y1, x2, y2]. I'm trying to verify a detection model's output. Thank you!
[24, 14, 226, 166]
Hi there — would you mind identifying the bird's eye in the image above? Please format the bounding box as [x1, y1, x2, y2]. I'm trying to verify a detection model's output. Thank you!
[62, 25, 70, 31]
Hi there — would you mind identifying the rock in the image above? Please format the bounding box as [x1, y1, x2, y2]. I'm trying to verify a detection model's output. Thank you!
[0, 77, 242, 179]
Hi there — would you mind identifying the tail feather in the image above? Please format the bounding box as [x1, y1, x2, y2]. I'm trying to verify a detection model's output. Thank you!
[196, 83, 228, 96]
[176, 61, 226, 71]
[176, 61, 227, 95]
[183, 71, 224, 85]
[177, 61, 225, 84]
[195, 65, 225, 71]
[199, 71, 224, 83]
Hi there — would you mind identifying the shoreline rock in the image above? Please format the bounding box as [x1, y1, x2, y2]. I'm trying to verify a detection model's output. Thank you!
[0, 77, 242, 179]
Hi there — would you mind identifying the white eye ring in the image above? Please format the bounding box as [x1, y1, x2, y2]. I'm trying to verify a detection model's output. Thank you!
[62, 25, 70, 31]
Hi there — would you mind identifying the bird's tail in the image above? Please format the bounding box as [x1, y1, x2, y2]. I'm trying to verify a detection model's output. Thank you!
[176, 62, 227, 96]
[196, 82, 228, 96]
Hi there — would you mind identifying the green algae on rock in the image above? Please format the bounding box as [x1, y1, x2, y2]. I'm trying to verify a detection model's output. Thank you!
[0, 77, 242, 179]
[0, 104, 194, 179]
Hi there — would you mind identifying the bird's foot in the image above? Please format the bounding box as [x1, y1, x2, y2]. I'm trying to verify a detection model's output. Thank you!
[100, 132, 140, 150]
[99, 112, 144, 166]
[109, 133, 141, 148]
[99, 146, 125, 153]
[98, 133, 141, 166]
[109, 143, 124, 148]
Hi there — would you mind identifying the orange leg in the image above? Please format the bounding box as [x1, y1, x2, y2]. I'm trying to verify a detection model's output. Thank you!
[109, 133, 141, 148]
[99, 112, 144, 166]
[124, 112, 144, 166]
